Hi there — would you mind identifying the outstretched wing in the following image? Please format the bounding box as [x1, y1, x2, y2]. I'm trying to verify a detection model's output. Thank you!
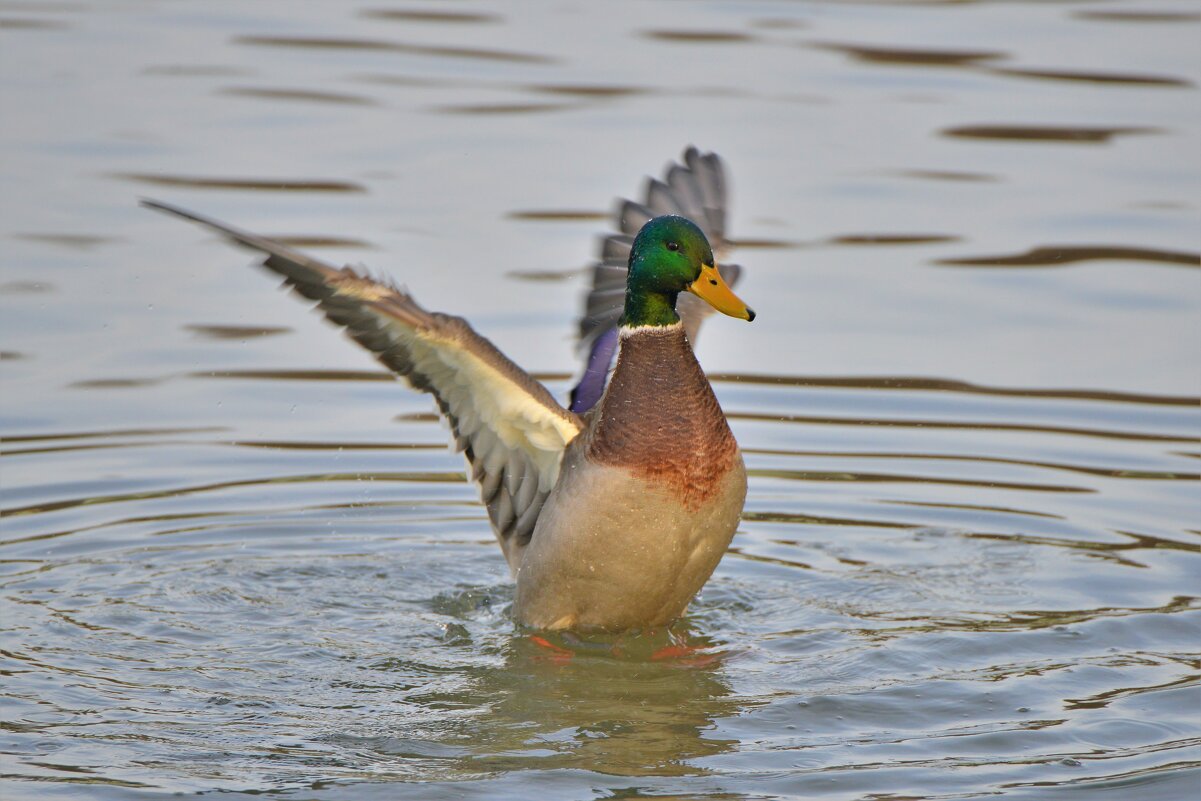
[571, 146, 743, 412]
[143, 200, 582, 568]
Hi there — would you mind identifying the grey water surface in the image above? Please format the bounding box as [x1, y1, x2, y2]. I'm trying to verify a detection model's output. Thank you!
[1, 1, 1199, 799]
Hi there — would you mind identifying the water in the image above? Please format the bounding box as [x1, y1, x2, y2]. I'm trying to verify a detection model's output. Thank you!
[2, 1, 1199, 799]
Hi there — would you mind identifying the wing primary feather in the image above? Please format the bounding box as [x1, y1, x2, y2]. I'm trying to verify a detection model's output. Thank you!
[514, 467, 539, 518]
[142, 198, 582, 563]
[618, 201, 654, 236]
[666, 164, 705, 217]
[601, 236, 634, 262]
[645, 178, 684, 217]
[504, 453, 525, 498]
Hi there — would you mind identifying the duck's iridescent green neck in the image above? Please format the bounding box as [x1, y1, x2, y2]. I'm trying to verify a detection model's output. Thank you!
[620, 284, 680, 328]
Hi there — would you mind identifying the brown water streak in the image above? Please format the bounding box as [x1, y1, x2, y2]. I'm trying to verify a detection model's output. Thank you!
[117, 173, 366, 193]
[939, 245, 1199, 268]
[943, 125, 1158, 143]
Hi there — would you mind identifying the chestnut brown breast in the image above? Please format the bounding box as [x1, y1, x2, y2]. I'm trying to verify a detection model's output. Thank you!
[586, 325, 738, 510]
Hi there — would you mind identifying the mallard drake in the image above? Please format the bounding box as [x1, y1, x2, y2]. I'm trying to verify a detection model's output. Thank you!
[144, 147, 754, 631]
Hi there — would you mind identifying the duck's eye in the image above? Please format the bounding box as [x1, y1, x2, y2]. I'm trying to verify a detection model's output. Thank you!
[666, 241, 679, 252]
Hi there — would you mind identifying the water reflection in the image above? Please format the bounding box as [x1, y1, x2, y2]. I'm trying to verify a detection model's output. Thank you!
[939, 245, 1199, 268]
[894, 168, 998, 183]
[815, 41, 1192, 88]
[0, 280, 55, 293]
[815, 43, 1005, 67]
[435, 102, 573, 116]
[12, 233, 120, 250]
[0, 16, 69, 30]
[525, 84, 646, 99]
[458, 633, 745, 777]
[235, 35, 554, 65]
[360, 9, 501, 25]
[116, 174, 366, 193]
[731, 409, 1192, 443]
[185, 325, 293, 341]
[1074, 10, 1201, 23]
[828, 233, 958, 246]
[942, 125, 1158, 143]
[988, 66, 1191, 87]
[642, 30, 755, 44]
[219, 87, 377, 106]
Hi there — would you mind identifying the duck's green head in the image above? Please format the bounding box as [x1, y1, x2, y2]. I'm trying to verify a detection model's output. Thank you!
[621, 215, 754, 328]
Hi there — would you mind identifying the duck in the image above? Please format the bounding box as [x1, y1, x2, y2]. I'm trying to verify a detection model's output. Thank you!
[143, 147, 754, 632]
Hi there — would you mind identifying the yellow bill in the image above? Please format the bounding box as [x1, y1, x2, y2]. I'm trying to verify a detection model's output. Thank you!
[687, 263, 755, 321]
